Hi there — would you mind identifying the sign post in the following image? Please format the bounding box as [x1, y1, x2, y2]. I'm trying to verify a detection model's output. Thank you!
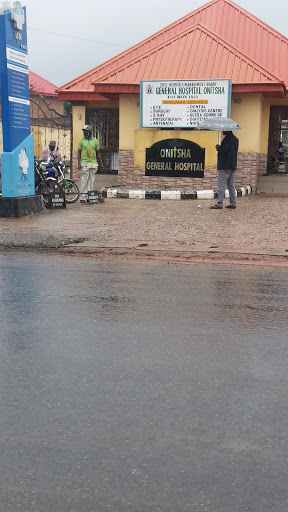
[140, 79, 232, 129]
[0, 1, 42, 217]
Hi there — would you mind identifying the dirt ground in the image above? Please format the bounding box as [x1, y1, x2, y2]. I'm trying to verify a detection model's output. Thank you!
[1, 194, 288, 267]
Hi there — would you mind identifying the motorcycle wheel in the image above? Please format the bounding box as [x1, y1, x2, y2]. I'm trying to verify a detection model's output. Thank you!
[62, 179, 80, 203]
[37, 180, 62, 207]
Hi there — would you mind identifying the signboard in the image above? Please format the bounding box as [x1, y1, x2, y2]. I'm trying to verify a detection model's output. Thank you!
[0, 2, 34, 198]
[1, 135, 34, 196]
[87, 191, 99, 204]
[140, 79, 232, 129]
[0, 2, 30, 151]
[50, 190, 66, 209]
[146, 139, 204, 178]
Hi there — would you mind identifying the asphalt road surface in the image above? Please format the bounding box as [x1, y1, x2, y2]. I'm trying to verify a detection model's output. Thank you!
[0, 254, 287, 512]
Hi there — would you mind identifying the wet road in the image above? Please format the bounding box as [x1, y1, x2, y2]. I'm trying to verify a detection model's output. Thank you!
[0, 254, 288, 512]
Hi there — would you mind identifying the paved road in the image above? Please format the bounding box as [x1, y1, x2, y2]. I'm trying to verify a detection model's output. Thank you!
[0, 254, 288, 511]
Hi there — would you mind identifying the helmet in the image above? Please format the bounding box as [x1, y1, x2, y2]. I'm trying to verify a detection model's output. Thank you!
[82, 124, 92, 132]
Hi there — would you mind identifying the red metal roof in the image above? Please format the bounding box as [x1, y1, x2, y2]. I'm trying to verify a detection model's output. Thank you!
[29, 71, 57, 97]
[94, 25, 282, 84]
[57, 0, 288, 98]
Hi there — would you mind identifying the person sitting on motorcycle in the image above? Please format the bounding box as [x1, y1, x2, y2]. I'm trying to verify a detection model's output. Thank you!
[40, 140, 62, 163]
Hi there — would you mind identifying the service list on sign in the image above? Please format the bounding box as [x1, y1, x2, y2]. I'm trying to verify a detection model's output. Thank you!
[141, 79, 232, 129]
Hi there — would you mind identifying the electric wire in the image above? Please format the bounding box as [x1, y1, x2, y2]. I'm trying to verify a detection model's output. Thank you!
[29, 27, 123, 47]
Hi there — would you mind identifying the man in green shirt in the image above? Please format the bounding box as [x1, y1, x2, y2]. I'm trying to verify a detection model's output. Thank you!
[78, 125, 103, 202]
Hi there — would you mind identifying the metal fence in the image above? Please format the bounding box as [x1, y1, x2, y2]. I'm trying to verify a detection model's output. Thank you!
[0, 91, 72, 166]
[30, 91, 72, 165]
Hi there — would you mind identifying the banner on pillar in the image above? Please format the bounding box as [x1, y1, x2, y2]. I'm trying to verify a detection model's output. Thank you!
[0, 2, 34, 197]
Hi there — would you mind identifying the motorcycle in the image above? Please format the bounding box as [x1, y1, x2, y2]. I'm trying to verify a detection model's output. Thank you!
[34, 158, 62, 206]
[40, 157, 80, 204]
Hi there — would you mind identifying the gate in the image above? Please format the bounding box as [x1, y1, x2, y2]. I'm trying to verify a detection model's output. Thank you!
[30, 90, 72, 170]
[87, 108, 119, 174]
[267, 106, 288, 174]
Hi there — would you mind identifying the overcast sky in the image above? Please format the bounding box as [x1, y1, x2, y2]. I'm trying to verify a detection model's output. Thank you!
[21, 0, 288, 87]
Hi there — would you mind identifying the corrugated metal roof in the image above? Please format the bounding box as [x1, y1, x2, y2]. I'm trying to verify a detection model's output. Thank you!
[92, 24, 281, 85]
[29, 71, 57, 97]
[57, 0, 288, 95]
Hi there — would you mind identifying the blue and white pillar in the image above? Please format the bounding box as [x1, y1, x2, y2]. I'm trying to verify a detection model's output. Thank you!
[0, 1, 34, 198]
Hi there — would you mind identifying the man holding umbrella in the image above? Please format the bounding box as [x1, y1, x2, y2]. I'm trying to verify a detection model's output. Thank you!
[210, 130, 239, 210]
